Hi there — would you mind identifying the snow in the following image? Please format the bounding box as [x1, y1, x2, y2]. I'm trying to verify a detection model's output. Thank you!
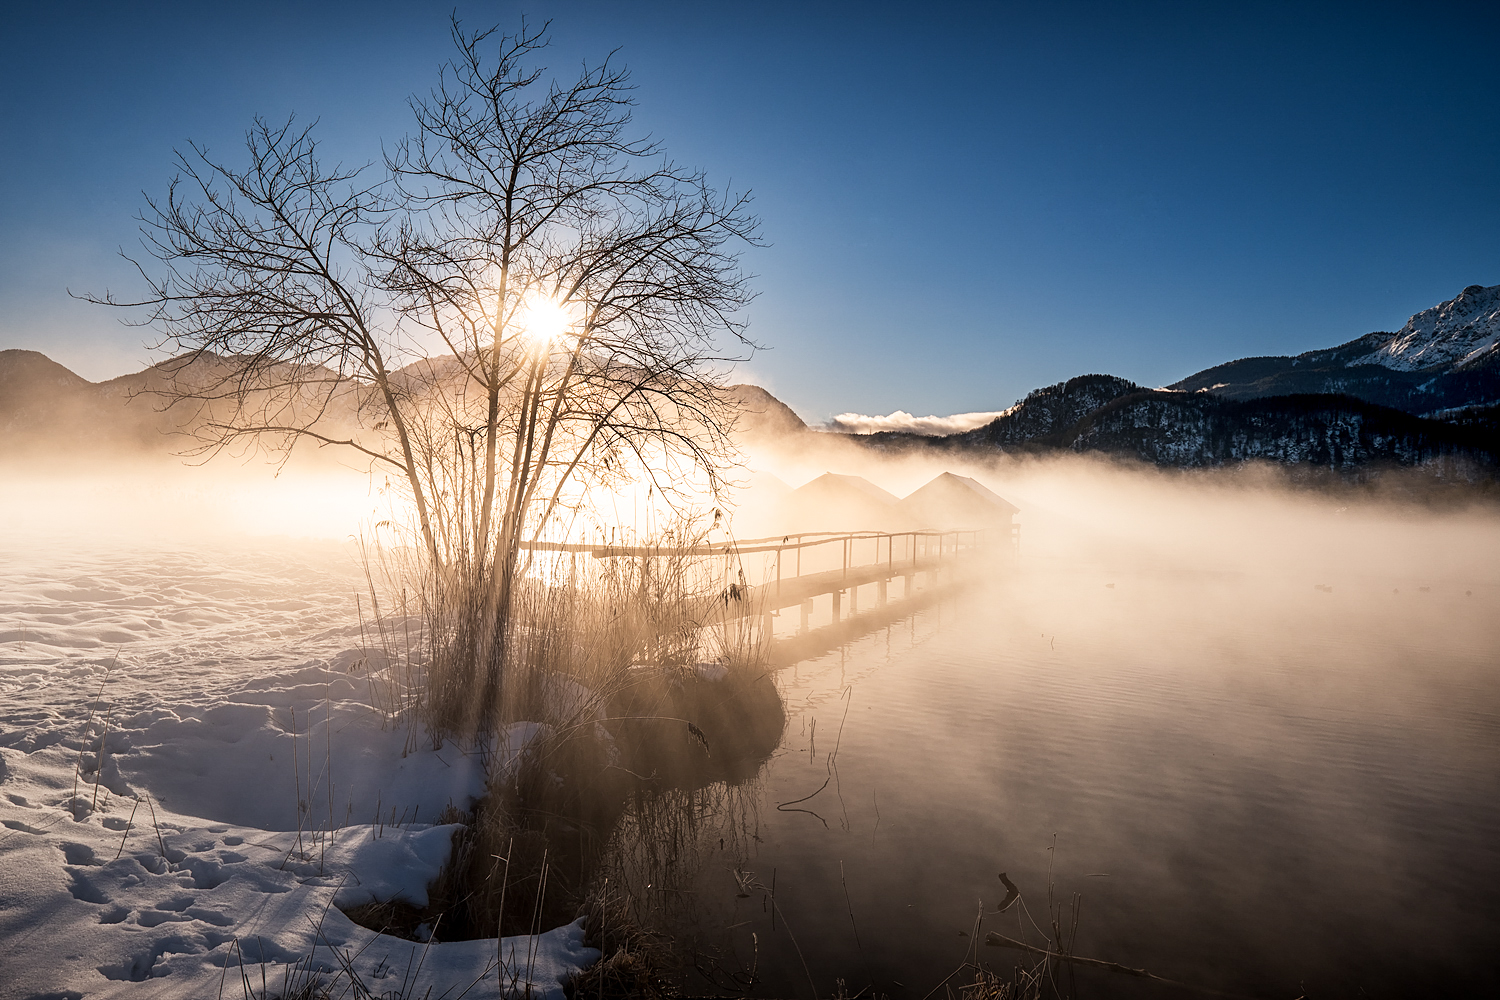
[693, 661, 729, 682]
[0, 534, 599, 998]
[327, 824, 462, 909]
[120, 691, 490, 833]
[1356, 282, 1500, 372]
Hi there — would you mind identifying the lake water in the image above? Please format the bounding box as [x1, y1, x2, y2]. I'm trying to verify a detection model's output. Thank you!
[632, 560, 1500, 999]
[5, 511, 1497, 998]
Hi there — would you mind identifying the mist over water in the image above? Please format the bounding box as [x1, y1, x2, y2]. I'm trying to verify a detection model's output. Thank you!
[4, 433, 1498, 996]
[682, 433, 1500, 997]
[685, 561, 1500, 997]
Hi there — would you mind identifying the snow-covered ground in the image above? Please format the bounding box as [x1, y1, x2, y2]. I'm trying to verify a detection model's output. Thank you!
[0, 532, 596, 999]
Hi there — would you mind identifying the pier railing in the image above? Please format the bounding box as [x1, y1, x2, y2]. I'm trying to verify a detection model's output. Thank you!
[519, 527, 999, 650]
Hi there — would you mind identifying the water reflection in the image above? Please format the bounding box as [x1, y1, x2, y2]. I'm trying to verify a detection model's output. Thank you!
[608, 561, 1500, 998]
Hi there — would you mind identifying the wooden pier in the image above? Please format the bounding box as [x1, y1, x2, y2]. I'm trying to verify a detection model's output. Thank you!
[726, 530, 983, 626]
[521, 525, 1011, 662]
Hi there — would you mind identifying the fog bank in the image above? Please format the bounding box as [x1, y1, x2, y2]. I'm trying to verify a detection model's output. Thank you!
[731, 428, 1500, 591]
[826, 408, 1013, 436]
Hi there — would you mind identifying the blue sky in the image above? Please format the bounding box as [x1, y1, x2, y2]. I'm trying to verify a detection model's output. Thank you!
[3, 1, 1498, 420]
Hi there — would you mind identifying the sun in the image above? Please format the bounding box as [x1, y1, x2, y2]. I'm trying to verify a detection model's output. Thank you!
[515, 294, 577, 348]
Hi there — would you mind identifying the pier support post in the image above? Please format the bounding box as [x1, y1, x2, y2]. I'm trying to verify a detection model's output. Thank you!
[904, 572, 915, 596]
[832, 589, 842, 622]
[800, 599, 812, 634]
[878, 578, 888, 606]
[849, 584, 858, 615]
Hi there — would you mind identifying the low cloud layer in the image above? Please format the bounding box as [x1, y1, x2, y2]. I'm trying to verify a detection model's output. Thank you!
[827, 408, 1013, 436]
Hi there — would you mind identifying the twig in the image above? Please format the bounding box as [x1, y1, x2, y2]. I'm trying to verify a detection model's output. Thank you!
[839, 860, 863, 957]
[73, 655, 116, 800]
[827, 686, 851, 774]
[144, 792, 168, 859]
[917, 961, 970, 1000]
[291, 706, 305, 862]
[215, 934, 232, 999]
[766, 892, 817, 1000]
[411, 912, 442, 994]
[90, 704, 115, 811]
[527, 850, 550, 988]
[985, 931, 1234, 992]
[326, 672, 335, 871]
[776, 776, 831, 827]
[495, 837, 512, 980]
[113, 796, 141, 860]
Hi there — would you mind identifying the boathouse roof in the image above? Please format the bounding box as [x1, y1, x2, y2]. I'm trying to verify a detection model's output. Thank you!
[897, 472, 1019, 529]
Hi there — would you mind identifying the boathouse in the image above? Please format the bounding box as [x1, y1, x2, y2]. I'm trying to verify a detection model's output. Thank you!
[897, 472, 1019, 532]
[783, 472, 902, 532]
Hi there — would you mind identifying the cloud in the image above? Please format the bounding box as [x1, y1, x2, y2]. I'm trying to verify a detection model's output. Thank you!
[825, 408, 1014, 436]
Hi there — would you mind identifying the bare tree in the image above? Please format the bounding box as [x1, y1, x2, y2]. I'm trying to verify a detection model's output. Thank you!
[84, 117, 448, 565]
[90, 18, 759, 731]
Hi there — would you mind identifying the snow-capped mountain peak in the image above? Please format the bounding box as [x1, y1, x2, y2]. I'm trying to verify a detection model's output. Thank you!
[1358, 283, 1500, 372]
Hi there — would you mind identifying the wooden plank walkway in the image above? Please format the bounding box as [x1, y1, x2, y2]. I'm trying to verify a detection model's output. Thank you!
[521, 528, 1001, 650]
[744, 556, 944, 612]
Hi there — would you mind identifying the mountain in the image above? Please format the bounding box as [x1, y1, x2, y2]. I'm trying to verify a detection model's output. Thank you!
[959, 375, 1138, 446]
[1355, 283, 1500, 371]
[837, 284, 1500, 476]
[0, 349, 368, 460]
[0, 350, 95, 435]
[8, 282, 1499, 477]
[0, 350, 811, 464]
[941, 376, 1493, 470]
[724, 383, 808, 440]
[1050, 388, 1489, 469]
[1170, 283, 1500, 416]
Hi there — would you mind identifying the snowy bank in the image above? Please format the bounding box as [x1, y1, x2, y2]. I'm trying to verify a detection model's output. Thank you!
[0, 539, 598, 998]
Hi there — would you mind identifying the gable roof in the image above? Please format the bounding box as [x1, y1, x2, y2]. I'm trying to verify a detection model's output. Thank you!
[899, 472, 1019, 515]
[791, 472, 900, 506]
